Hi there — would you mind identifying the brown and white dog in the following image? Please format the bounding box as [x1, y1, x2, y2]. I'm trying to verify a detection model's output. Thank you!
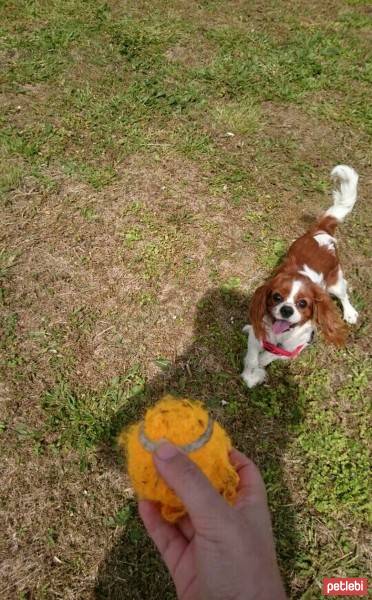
[242, 165, 359, 388]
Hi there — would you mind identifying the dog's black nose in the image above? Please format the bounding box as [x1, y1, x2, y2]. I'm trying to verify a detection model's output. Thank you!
[280, 305, 294, 318]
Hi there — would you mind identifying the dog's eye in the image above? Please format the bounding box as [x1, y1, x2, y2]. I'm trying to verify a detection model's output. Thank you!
[272, 293, 283, 303]
[297, 299, 307, 309]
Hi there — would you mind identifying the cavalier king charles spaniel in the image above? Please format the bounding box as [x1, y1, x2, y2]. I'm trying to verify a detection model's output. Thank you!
[242, 165, 359, 388]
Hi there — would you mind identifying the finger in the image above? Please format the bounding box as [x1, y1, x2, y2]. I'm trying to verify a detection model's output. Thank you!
[229, 449, 267, 506]
[177, 515, 194, 542]
[138, 500, 188, 574]
[153, 442, 228, 525]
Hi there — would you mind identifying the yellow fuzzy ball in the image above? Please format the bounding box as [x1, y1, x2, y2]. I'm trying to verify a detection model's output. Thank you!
[118, 395, 239, 523]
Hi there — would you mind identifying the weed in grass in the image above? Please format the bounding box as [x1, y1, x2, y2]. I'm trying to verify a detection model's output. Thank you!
[123, 226, 143, 245]
[68, 306, 98, 336]
[245, 210, 264, 224]
[41, 367, 145, 453]
[210, 163, 250, 198]
[80, 206, 99, 221]
[138, 291, 155, 307]
[175, 126, 215, 157]
[212, 98, 262, 135]
[293, 160, 328, 193]
[110, 18, 175, 71]
[0, 162, 24, 197]
[105, 504, 134, 529]
[261, 239, 287, 269]
[46, 527, 58, 547]
[153, 357, 172, 371]
[166, 207, 195, 227]
[0, 312, 18, 348]
[62, 161, 116, 189]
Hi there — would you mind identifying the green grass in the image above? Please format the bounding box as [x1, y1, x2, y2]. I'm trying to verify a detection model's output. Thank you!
[294, 358, 371, 523]
[1, 0, 371, 197]
[1, 0, 371, 598]
[212, 99, 262, 135]
[41, 368, 146, 453]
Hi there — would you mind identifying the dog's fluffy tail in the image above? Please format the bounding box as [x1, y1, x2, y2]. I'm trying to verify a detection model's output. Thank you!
[326, 165, 359, 222]
[315, 165, 359, 235]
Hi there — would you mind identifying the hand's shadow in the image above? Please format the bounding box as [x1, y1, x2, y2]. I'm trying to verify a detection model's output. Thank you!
[94, 287, 302, 599]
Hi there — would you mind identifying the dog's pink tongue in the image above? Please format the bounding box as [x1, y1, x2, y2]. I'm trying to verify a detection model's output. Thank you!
[272, 319, 290, 334]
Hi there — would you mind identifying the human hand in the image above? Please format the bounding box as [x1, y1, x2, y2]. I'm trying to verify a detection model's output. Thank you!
[139, 442, 287, 600]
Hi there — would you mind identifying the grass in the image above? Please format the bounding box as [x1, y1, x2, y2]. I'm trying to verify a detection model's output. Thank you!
[0, 0, 371, 598]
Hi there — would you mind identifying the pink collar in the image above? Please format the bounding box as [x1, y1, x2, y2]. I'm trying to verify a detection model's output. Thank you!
[262, 339, 305, 359]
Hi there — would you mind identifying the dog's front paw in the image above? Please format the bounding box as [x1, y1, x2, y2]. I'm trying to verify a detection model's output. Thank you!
[241, 367, 267, 388]
[344, 305, 358, 324]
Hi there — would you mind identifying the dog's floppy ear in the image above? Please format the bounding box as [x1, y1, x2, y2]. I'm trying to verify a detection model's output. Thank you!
[249, 283, 270, 340]
[314, 287, 347, 346]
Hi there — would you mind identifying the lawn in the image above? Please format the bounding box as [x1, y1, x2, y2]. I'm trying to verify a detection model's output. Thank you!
[0, 0, 371, 598]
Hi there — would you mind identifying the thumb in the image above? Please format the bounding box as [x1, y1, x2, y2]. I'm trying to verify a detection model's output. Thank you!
[153, 442, 228, 524]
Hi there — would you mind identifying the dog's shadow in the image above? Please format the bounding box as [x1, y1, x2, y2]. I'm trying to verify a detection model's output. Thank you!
[94, 287, 303, 599]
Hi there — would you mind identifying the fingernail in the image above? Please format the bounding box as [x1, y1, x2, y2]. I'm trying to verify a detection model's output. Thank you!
[155, 442, 180, 461]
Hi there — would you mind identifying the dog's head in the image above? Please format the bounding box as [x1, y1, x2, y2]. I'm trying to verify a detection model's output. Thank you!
[249, 273, 346, 345]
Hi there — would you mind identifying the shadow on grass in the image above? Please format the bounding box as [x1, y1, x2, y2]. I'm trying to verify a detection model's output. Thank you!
[94, 287, 304, 599]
